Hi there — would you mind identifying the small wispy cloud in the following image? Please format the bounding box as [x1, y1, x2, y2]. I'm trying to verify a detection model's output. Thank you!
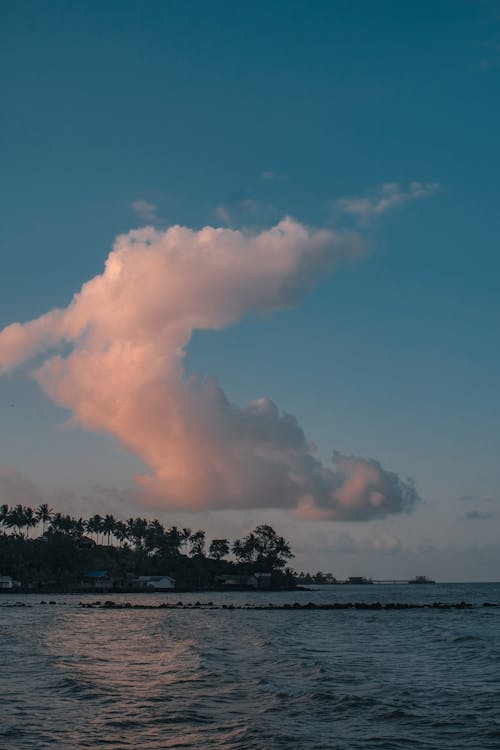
[215, 196, 277, 227]
[132, 199, 159, 223]
[261, 170, 288, 182]
[215, 205, 232, 224]
[335, 181, 440, 226]
[464, 510, 496, 521]
[474, 37, 500, 71]
[0, 467, 43, 506]
[458, 494, 497, 504]
[320, 530, 402, 555]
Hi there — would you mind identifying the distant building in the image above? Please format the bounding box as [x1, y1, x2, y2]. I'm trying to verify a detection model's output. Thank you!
[215, 573, 272, 589]
[248, 572, 272, 589]
[82, 570, 139, 592]
[82, 570, 114, 591]
[0, 576, 21, 591]
[344, 576, 373, 585]
[137, 575, 175, 591]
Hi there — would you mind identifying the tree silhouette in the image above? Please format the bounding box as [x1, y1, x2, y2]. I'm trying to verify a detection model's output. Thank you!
[233, 525, 293, 570]
[102, 515, 116, 546]
[35, 503, 53, 534]
[209, 538, 230, 560]
[189, 530, 206, 557]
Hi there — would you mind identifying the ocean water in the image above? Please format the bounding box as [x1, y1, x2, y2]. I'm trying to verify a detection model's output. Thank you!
[1, 583, 499, 750]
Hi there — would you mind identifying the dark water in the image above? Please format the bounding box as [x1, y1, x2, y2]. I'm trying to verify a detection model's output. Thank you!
[1, 583, 499, 749]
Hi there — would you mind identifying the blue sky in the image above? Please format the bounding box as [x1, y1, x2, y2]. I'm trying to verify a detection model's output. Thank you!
[1, 1, 499, 580]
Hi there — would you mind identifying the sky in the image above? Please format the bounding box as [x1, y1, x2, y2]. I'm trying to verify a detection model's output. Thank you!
[1, 0, 499, 581]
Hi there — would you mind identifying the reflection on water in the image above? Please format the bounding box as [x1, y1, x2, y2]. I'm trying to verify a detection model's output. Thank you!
[1, 584, 500, 749]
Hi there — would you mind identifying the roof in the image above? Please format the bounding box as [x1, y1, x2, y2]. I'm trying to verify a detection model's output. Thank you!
[138, 575, 175, 582]
[84, 570, 109, 578]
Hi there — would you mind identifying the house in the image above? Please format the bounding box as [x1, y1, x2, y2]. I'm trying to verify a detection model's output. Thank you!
[247, 572, 272, 589]
[82, 570, 142, 592]
[0, 575, 21, 591]
[137, 575, 175, 591]
[83, 570, 114, 591]
[215, 573, 272, 589]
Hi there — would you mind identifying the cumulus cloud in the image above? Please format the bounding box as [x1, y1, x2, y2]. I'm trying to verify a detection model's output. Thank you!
[336, 182, 439, 225]
[0, 467, 43, 506]
[132, 200, 159, 223]
[0, 218, 419, 520]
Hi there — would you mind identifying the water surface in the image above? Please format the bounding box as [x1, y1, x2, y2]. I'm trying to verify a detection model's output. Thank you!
[2, 583, 499, 749]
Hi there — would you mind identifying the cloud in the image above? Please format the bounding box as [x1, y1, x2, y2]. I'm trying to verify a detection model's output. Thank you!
[464, 510, 496, 521]
[0, 467, 43, 507]
[458, 493, 496, 504]
[335, 182, 439, 225]
[474, 37, 500, 71]
[0, 218, 419, 520]
[370, 530, 401, 554]
[132, 200, 158, 223]
[261, 170, 287, 182]
[307, 529, 402, 556]
[215, 196, 277, 227]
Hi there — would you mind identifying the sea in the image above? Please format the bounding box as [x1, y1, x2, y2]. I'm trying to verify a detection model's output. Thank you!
[1, 582, 499, 750]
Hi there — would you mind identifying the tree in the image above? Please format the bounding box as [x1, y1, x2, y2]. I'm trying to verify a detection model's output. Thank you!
[233, 525, 293, 570]
[189, 530, 206, 557]
[5, 505, 29, 537]
[232, 532, 258, 564]
[127, 517, 148, 550]
[102, 515, 116, 546]
[209, 538, 230, 561]
[85, 514, 103, 544]
[145, 519, 165, 554]
[180, 527, 191, 555]
[23, 506, 37, 538]
[114, 520, 129, 546]
[165, 526, 182, 556]
[1, 504, 9, 530]
[35, 503, 53, 534]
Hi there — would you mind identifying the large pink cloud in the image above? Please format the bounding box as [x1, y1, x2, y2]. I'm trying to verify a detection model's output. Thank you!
[0, 218, 419, 519]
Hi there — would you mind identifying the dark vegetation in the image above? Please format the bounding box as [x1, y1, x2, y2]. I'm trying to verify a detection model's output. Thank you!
[0, 503, 298, 591]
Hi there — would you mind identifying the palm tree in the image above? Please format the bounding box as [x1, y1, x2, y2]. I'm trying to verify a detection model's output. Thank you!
[114, 520, 129, 547]
[0, 504, 9, 531]
[180, 527, 191, 555]
[86, 514, 103, 544]
[35, 503, 53, 534]
[145, 519, 165, 553]
[232, 532, 258, 564]
[102, 515, 116, 546]
[127, 517, 148, 550]
[5, 505, 30, 537]
[23, 506, 37, 538]
[72, 517, 85, 539]
[166, 526, 182, 556]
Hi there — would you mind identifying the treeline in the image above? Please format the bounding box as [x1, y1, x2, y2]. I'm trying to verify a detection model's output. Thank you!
[0, 503, 296, 590]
